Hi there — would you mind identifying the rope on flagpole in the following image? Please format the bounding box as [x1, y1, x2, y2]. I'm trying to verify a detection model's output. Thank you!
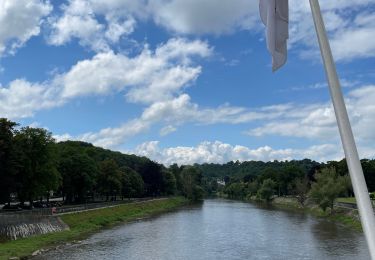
[309, 0, 375, 258]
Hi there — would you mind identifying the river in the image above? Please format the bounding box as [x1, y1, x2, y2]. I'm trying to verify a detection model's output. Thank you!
[36, 199, 370, 259]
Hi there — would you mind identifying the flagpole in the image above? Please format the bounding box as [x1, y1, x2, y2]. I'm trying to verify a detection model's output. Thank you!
[309, 0, 375, 258]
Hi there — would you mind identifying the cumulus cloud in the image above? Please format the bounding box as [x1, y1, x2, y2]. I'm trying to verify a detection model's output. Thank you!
[133, 140, 352, 166]
[0, 38, 212, 119]
[55, 85, 375, 151]
[160, 125, 177, 136]
[246, 85, 375, 147]
[45, 0, 375, 62]
[0, 0, 52, 56]
[79, 119, 150, 148]
[148, 0, 259, 34]
[289, 0, 375, 61]
[0, 79, 61, 119]
[47, 0, 148, 51]
[60, 38, 212, 103]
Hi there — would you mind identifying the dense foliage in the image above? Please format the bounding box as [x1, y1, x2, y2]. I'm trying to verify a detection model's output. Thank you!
[0, 119, 204, 206]
[1, 118, 375, 210]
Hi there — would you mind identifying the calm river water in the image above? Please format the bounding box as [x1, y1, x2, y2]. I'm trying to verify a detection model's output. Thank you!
[37, 199, 370, 260]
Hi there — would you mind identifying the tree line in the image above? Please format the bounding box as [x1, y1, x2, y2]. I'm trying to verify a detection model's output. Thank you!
[0, 118, 204, 207]
[215, 159, 375, 212]
[2, 118, 375, 212]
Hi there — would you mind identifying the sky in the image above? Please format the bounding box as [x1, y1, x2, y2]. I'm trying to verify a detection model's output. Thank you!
[0, 0, 375, 165]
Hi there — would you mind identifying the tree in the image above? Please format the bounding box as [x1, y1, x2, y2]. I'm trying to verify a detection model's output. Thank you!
[181, 166, 204, 201]
[58, 152, 98, 203]
[362, 159, 375, 192]
[14, 127, 60, 207]
[246, 181, 259, 197]
[162, 170, 177, 195]
[257, 179, 276, 202]
[98, 159, 122, 201]
[138, 161, 164, 196]
[169, 164, 184, 194]
[279, 165, 304, 196]
[293, 177, 310, 206]
[0, 118, 18, 204]
[309, 168, 347, 213]
[121, 167, 144, 199]
[225, 182, 246, 199]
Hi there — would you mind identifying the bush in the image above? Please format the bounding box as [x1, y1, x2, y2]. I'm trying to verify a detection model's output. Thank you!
[257, 179, 276, 202]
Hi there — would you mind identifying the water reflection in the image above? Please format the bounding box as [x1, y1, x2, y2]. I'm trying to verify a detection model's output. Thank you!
[311, 220, 363, 258]
[35, 199, 370, 260]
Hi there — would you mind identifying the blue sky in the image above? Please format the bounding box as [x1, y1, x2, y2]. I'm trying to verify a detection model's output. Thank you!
[0, 0, 375, 165]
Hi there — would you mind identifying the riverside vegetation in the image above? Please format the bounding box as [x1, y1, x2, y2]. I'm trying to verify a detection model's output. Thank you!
[0, 197, 188, 260]
[0, 118, 205, 208]
[1, 118, 375, 257]
[2, 118, 375, 211]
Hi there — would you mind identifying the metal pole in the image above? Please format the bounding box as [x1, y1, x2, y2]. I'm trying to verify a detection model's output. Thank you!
[309, 0, 375, 258]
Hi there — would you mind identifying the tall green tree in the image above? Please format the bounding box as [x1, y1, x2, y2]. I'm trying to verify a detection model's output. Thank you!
[279, 165, 304, 196]
[309, 168, 347, 212]
[14, 127, 60, 207]
[138, 161, 164, 196]
[181, 166, 204, 201]
[292, 177, 310, 206]
[120, 167, 144, 199]
[162, 170, 177, 195]
[58, 152, 98, 203]
[257, 178, 276, 202]
[362, 159, 375, 192]
[0, 118, 18, 204]
[98, 159, 122, 201]
[169, 163, 184, 193]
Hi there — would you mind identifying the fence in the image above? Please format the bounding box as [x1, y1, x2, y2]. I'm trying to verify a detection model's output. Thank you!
[0, 197, 156, 216]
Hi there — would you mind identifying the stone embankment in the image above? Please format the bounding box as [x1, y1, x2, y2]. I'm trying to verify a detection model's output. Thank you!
[0, 214, 68, 241]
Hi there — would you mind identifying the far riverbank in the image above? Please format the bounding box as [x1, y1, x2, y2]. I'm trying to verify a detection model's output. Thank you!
[218, 193, 363, 231]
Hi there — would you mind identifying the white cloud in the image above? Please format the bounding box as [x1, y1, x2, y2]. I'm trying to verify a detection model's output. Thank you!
[0, 0, 52, 55]
[79, 119, 150, 148]
[53, 133, 73, 142]
[47, 2, 108, 51]
[148, 0, 259, 34]
[0, 38, 212, 120]
[134, 140, 354, 166]
[0, 79, 61, 119]
[160, 125, 177, 136]
[246, 85, 375, 148]
[60, 38, 212, 103]
[59, 85, 375, 151]
[45, 0, 375, 62]
[289, 0, 375, 61]
[62, 94, 250, 148]
[330, 12, 375, 61]
[47, 0, 140, 51]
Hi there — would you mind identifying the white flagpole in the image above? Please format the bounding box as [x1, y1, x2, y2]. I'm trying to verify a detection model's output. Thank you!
[309, 0, 375, 258]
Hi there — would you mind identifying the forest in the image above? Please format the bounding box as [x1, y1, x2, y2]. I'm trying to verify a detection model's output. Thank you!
[0, 118, 204, 207]
[1, 118, 375, 212]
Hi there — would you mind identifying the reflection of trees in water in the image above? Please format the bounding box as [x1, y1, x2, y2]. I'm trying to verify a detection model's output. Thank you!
[252, 201, 310, 224]
[311, 220, 361, 257]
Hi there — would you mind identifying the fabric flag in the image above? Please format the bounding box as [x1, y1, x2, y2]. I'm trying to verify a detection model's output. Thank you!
[259, 0, 289, 71]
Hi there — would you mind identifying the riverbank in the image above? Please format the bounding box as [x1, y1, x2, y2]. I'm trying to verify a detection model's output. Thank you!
[0, 197, 188, 260]
[217, 192, 363, 231]
[254, 196, 362, 231]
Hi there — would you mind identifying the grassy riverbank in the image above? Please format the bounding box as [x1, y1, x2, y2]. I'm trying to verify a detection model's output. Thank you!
[0, 197, 188, 260]
[267, 197, 362, 231]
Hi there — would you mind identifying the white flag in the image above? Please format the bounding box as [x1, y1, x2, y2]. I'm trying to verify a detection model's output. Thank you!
[259, 0, 289, 71]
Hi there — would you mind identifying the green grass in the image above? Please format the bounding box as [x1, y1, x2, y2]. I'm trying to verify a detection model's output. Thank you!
[265, 197, 362, 231]
[336, 197, 357, 204]
[0, 197, 188, 260]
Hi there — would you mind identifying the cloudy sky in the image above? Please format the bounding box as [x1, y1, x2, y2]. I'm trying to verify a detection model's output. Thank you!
[0, 0, 375, 165]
